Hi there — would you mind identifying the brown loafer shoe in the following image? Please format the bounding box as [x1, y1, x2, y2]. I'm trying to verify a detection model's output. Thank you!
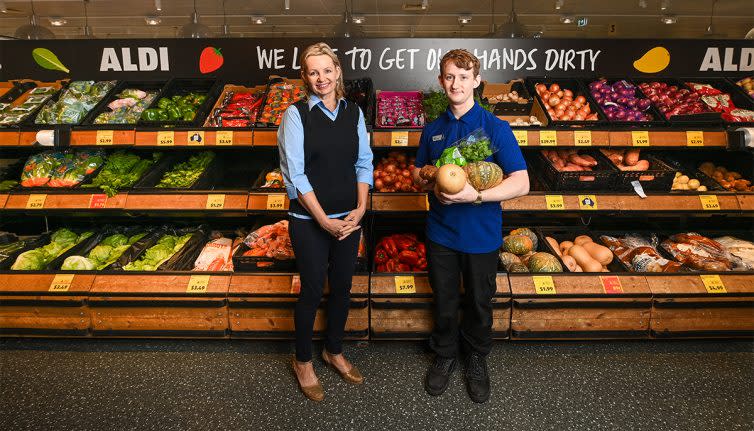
[322, 350, 364, 385]
[291, 358, 324, 402]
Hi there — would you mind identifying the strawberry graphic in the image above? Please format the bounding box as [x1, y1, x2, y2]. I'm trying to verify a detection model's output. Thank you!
[199, 47, 224, 74]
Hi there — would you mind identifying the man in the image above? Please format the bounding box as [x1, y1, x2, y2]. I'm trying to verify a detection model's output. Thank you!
[412, 49, 530, 403]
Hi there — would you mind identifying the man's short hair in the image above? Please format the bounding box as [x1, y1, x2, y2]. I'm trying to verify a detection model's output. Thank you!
[439, 49, 481, 77]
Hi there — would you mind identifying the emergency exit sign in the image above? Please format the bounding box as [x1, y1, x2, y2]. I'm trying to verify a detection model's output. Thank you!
[577, 17, 589, 27]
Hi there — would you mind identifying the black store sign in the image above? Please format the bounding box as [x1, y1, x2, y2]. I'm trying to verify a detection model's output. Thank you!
[0, 38, 751, 90]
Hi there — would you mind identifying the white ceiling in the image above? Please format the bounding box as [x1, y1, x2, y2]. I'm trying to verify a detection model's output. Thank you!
[0, 0, 752, 39]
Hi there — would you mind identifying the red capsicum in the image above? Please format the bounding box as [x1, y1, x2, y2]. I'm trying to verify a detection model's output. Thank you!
[385, 260, 398, 272]
[382, 238, 399, 257]
[376, 263, 387, 272]
[374, 248, 389, 265]
[416, 243, 426, 257]
[398, 250, 420, 266]
[396, 263, 411, 272]
[415, 258, 427, 271]
[395, 237, 416, 250]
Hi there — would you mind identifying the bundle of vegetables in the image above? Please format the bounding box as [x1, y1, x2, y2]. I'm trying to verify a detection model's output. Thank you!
[422, 89, 492, 122]
[61, 231, 147, 270]
[600, 148, 650, 172]
[599, 234, 682, 273]
[698, 162, 753, 191]
[94, 88, 158, 124]
[206, 90, 265, 127]
[84, 151, 161, 197]
[20, 150, 105, 188]
[373, 151, 420, 192]
[500, 228, 562, 273]
[545, 235, 613, 273]
[141, 92, 207, 122]
[588, 79, 654, 122]
[0, 86, 56, 126]
[542, 149, 599, 173]
[433, 128, 495, 168]
[259, 82, 306, 126]
[242, 220, 294, 260]
[155, 151, 215, 188]
[660, 233, 746, 272]
[35, 80, 116, 124]
[374, 233, 427, 272]
[11, 228, 94, 270]
[123, 232, 194, 271]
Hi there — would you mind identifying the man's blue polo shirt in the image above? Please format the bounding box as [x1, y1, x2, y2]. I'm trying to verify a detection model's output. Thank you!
[415, 102, 527, 254]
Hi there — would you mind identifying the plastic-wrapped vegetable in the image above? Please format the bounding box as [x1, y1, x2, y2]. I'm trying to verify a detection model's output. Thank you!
[95, 88, 157, 124]
[123, 233, 193, 271]
[83, 151, 160, 196]
[599, 233, 682, 273]
[45, 150, 105, 188]
[20, 151, 66, 187]
[11, 228, 93, 270]
[35, 80, 115, 125]
[661, 233, 746, 272]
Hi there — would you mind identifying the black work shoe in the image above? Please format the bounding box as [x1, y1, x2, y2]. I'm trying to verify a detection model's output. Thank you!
[464, 353, 490, 403]
[424, 355, 457, 396]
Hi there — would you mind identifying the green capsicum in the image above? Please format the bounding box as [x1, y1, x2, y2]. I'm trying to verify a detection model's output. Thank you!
[142, 108, 161, 121]
[157, 98, 173, 110]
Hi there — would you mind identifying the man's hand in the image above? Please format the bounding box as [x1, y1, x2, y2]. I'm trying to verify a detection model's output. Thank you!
[435, 182, 478, 205]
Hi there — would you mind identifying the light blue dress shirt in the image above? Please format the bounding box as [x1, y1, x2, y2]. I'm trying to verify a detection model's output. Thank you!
[277, 95, 373, 220]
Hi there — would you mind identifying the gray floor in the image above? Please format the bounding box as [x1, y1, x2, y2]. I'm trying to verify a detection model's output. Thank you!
[1, 338, 752, 431]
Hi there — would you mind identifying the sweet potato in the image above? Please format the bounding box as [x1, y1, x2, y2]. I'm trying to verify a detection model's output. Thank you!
[618, 159, 650, 171]
[624, 149, 641, 166]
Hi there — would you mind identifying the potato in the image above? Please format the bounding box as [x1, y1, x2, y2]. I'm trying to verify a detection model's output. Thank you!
[688, 179, 700, 189]
[697, 185, 707, 192]
[677, 175, 689, 184]
[674, 172, 682, 178]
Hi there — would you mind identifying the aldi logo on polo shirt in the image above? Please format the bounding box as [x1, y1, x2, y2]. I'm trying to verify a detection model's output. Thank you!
[432, 134, 444, 141]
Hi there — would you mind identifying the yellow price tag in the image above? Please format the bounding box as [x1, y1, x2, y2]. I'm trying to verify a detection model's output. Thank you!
[95, 130, 114, 145]
[187, 275, 211, 294]
[699, 195, 720, 211]
[205, 194, 226, 210]
[700, 274, 726, 294]
[532, 276, 556, 295]
[574, 130, 592, 146]
[394, 275, 416, 294]
[187, 131, 205, 146]
[539, 130, 557, 146]
[157, 131, 175, 146]
[578, 194, 598, 210]
[390, 131, 409, 147]
[266, 194, 286, 210]
[26, 194, 47, 209]
[545, 195, 565, 210]
[686, 131, 704, 147]
[216, 130, 234, 146]
[513, 130, 528, 146]
[631, 131, 650, 147]
[49, 274, 75, 292]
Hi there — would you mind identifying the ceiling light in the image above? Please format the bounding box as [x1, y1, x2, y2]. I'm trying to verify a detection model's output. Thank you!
[638, 0, 647, 8]
[251, 16, 266, 24]
[49, 16, 67, 26]
[421, 0, 428, 9]
[179, 11, 213, 37]
[660, 14, 677, 24]
[554, 0, 564, 10]
[145, 15, 161, 25]
[0, 1, 6, 13]
[560, 15, 575, 24]
[284, 0, 290, 10]
[154, 0, 161, 11]
[351, 15, 365, 24]
[660, 0, 670, 11]
[458, 14, 472, 25]
[15, 14, 55, 39]
[494, 0, 525, 38]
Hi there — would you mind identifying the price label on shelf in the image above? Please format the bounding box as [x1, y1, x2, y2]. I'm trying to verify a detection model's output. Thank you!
[205, 194, 226, 210]
[513, 130, 528, 146]
[600, 276, 624, 294]
[686, 131, 704, 147]
[545, 195, 565, 210]
[532, 276, 556, 295]
[49, 274, 75, 292]
[390, 131, 409, 147]
[631, 131, 650, 147]
[216, 130, 234, 146]
[573, 130, 592, 146]
[699, 195, 720, 210]
[539, 130, 557, 146]
[266, 194, 286, 210]
[290, 275, 301, 294]
[394, 275, 416, 294]
[88, 194, 108, 209]
[186, 275, 211, 293]
[187, 131, 205, 146]
[157, 131, 175, 146]
[700, 274, 726, 294]
[26, 194, 47, 209]
[578, 194, 598, 210]
[95, 130, 114, 146]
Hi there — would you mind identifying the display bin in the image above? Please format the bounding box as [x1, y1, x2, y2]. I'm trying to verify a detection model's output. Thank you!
[137, 78, 221, 128]
[0, 80, 65, 129]
[579, 78, 667, 127]
[632, 77, 723, 126]
[203, 83, 267, 128]
[525, 77, 606, 127]
[679, 77, 754, 126]
[131, 152, 221, 191]
[534, 149, 617, 191]
[608, 152, 675, 192]
[87, 273, 230, 338]
[0, 272, 94, 337]
[728, 76, 754, 101]
[374, 90, 426, 129]
[227, 273, 369, 340]
[31, 80, 119, 127]
[480, 79, 533, 115]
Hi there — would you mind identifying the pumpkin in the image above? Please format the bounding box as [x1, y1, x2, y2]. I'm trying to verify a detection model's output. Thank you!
[464, 161, 503, 191]
[508, 263, 529, 273]
[520, 251, 535, 266]
[527, 252, 563, 273]
[498, 252, 521, 270]
[436, 164, 467, 194]
[503, 235, 534, 255]
[510, 228, 538, 250]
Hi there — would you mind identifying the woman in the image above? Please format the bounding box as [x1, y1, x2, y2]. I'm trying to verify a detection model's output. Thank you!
[277, 42, 373, 402]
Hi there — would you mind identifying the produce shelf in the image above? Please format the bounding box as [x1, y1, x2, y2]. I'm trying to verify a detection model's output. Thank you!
[518, 129, 611, 147]
[509, 273, 652, 339]
[0, 193, 8, 208]
[247, 192, 290, 212]
[123, 192, 249, 212]
[737, 194, 754, 212]
[70, 130, 135, 147]
[18, 131, 38, 146]
[607, 130, 727, 147]
[134, 130, 252, 147]
[645, 274, 754, 338]
[4, 192, 127, 211]
[252, 129, 277, 146]
[371, 192, 429, 212]
[0, 130, 20, 146]
[371, 129, 422, 147]
[500, 192, 742, 213]
[616, 193, 741, 213]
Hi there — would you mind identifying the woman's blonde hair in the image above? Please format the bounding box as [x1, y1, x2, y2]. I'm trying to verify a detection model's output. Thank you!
[299, 42, 346, 100]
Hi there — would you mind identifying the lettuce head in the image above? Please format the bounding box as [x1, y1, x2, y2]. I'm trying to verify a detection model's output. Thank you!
[61, 256, 96, 270]
[11, 249, 46, 270]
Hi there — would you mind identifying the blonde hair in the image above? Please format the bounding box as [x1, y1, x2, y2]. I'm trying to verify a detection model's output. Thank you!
[299, 42, 346, 100]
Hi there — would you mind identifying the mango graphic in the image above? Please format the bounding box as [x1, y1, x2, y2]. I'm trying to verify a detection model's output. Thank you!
[633, 46, 670, 73]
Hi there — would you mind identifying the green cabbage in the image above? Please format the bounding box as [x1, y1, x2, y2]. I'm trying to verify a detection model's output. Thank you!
[11, 250, 46, 270]
[100, 234, 128, 248]
[88, 245, 113, 263]
[61, 256, 95, 270]
[51, 228, 78, 244]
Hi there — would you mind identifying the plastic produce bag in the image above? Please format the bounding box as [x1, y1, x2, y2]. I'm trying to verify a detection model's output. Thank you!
[193, 234, 235, 271]
[434, 128, 498, 167]
[661, 233, 747, 272]
[599, 233, 682, 273]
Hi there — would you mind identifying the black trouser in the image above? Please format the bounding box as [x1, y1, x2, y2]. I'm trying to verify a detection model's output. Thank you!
[427, 240, 499, 358]
[289, 216, 361, 362]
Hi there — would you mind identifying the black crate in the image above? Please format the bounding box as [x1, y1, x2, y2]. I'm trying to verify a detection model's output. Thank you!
[137, 78, 222, 128]
[250, 167, 286, 192]
[525, 77, 606, 127]
[580, 78, 667, 127]
[535, 149, 617, 191]
[117, 226, 208, 272]
[0, 83, 62, 129]
[679, 77, 754, 126]
[728, 77, 754, 101]
[79, 80, 168, 127]
[631, 77, 722, 126]
[132, 152, 220, 191]
[610, 153, 675, 192]
[481, 80, 533, 115]
[345, 78, 375, 125]
[651, 152, 725, 193]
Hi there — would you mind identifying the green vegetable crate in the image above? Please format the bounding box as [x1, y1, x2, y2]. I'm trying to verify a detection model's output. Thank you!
[44, 226, 159, 271]
[118, 226, 207, 272]
[137, 78, 221, 128]
[131, 152, 219, 191]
